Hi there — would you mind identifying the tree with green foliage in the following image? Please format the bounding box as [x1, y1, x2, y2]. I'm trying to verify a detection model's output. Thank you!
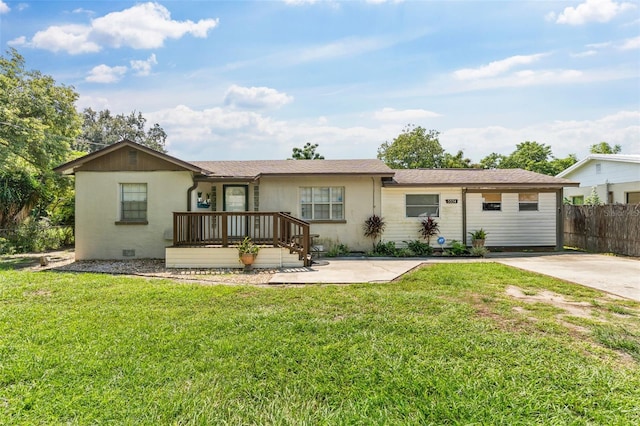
[590, 142, 621, 154]
[377, 125, 444, 169]
[0, 48, 81, 229]
[75, 108, 167, 153]
[584, 187, 603, 205]
[442, 150, 475, 168]
[480, 141, 577, 176]
[290, 142, 324, 160]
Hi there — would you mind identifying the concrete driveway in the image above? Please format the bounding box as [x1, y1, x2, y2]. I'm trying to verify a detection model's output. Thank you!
[270, 252, 640, 301]
[494, 252, 640, 301]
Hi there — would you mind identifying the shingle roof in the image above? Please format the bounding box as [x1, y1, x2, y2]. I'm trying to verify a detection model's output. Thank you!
[191, 159, 394, 178]
[387, 168, 578, 187]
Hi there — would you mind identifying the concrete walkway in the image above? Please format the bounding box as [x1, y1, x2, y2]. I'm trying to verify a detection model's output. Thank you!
[269, 252, 640, 301]
[269, 259, 425, 284]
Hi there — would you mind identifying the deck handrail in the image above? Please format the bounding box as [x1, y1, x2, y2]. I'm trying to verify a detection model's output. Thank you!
[172, 211, 311, 266]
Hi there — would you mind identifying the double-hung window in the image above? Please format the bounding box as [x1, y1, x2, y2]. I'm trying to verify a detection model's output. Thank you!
[120, 183, 147, 222]
[300, 187, 344, 220]
[406, 194, 439, 217]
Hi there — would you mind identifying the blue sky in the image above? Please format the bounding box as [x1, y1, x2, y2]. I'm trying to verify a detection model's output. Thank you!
[1, 0, 638, 162]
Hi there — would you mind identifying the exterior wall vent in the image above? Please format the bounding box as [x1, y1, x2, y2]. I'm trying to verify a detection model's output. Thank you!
[122, 249, 135, 257]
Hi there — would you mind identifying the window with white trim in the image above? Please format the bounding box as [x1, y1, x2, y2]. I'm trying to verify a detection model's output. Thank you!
[120, 183, 147, 222]
[406, 194, 439, 217]
[482, 193, 501, 211]
[300, 187, 344, 220]
[519, 193, 538, 211]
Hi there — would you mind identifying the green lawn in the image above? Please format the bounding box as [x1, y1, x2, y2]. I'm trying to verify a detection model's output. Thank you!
[1, 263, 639, 424]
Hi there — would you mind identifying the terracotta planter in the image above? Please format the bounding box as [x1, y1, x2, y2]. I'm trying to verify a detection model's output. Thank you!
[472, 239, 485, 248]
[240, 253, 256, 266]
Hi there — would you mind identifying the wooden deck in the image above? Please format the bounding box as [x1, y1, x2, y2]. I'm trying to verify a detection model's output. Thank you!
[172, 211, 312, 266]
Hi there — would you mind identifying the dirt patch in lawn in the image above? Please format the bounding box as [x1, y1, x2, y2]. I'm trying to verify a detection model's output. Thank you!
[506, 285, 594, 318]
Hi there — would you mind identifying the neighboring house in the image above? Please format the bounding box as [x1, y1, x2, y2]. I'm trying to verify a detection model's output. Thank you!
[556, 154, 640, 205]
[55, 140, 578, 268]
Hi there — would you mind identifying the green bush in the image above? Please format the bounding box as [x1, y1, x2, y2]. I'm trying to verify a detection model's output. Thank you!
[326, 243, 350, 257]
[444, 240, 468, 256]
[403, 239, 433, 256]
[371, 241, 398, 257]
[2, 218, 74, 254]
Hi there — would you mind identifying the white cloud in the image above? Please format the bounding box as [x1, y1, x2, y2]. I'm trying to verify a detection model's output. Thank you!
[571, 50, 598, 57]
[223, 85, 293, 109]
[130, 54, 158, 76]
[16, 2, 218, 54]
[7, 36, 26, 47]
[554, 0, 636, 25]
[26, 24, 100, 54]
[618, 35, 640, 50]
[442, 110, 640, 161]
[372, 107, 441, 122]
[0, 1, 10, 14]
[454, 53, 548, 80]
[86, 64, 128, 83]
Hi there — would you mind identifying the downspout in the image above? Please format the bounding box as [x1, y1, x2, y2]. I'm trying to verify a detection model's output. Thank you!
[462, 187, 467, 245]
[372, 177, 376, 214]
[186, 177, 199, 211]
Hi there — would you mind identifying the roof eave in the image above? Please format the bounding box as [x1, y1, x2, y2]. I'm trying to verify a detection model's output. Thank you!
[53, 139, 205, 175]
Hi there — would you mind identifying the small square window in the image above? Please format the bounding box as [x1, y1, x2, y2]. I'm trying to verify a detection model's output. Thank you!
[519, 193, 538, 211]
[482, 193, 501, 211]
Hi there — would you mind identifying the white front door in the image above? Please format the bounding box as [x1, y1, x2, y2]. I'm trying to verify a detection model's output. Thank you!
[224, 185, 248, 237]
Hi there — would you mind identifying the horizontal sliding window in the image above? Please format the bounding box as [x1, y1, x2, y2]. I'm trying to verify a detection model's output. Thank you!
[406, 194, 439, 217]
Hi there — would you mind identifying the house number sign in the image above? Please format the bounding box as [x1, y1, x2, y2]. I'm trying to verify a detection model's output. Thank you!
[445, 199, 458, 204]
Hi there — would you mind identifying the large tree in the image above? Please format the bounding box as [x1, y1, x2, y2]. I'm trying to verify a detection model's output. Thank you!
[75, 108, 167, 153]
[290, 142, 324, 160]
[0, 49, 81, 229]
[480, 141, 577, 176]
[590, 142, 621, 154]
[377, 125, 445, 169]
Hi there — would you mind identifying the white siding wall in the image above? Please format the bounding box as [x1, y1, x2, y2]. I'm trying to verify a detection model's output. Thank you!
[75, 171, 193, 259]
[567, 160, 639, 187]
[466, 192, 557, 246]
[382, 187, 464, 246]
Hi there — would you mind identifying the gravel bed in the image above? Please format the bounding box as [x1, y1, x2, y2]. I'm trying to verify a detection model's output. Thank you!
[29, 251, 278, 285]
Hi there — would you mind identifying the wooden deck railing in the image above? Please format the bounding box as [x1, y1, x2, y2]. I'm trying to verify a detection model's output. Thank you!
[172, 211, 311, 265]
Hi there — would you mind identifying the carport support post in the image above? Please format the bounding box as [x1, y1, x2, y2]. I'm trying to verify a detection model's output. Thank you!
[556, 189, 564, 251]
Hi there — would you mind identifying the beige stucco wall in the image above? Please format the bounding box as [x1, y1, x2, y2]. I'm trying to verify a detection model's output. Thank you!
[75, 171, 194, 259]
[194, 176, 382, 252]
[382, 187, 464, 247]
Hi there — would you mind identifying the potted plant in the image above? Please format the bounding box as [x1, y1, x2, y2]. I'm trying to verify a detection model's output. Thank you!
[237, 236, 260, 268]
[468, 228, 488, 248]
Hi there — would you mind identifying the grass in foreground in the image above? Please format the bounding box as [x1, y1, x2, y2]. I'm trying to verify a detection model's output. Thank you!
[0, 263, 639, 424]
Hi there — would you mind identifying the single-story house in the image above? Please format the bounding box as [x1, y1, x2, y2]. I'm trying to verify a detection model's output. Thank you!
[556, 154, 640, 205]
[55, 140, 578, 268]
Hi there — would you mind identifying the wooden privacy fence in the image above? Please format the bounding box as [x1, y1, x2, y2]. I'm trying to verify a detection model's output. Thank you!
[564, 204, 640, 257]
